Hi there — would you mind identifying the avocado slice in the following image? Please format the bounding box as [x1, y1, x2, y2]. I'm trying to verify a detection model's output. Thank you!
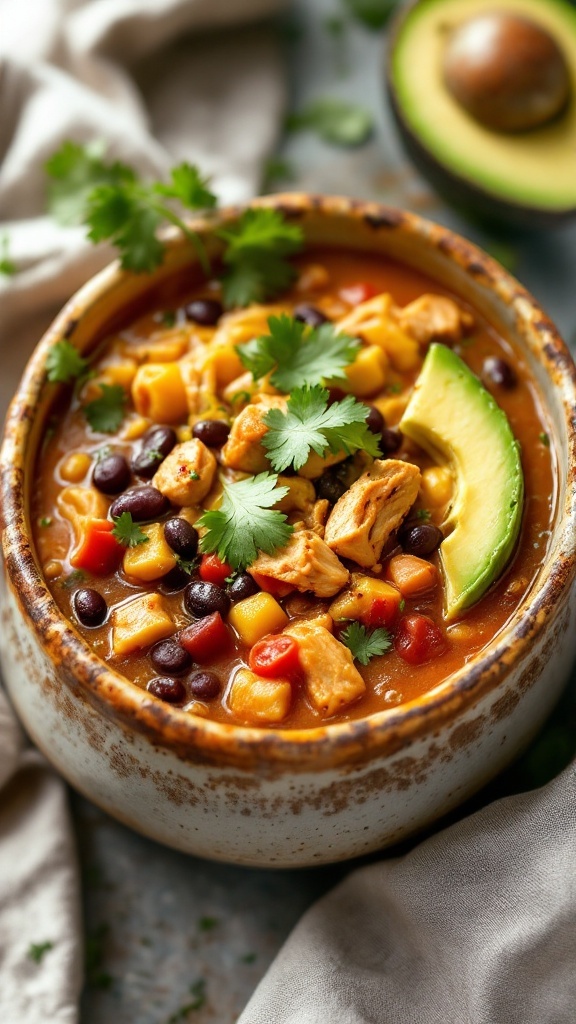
[387, 0, 576, 227]
[399, 344, 524, 620]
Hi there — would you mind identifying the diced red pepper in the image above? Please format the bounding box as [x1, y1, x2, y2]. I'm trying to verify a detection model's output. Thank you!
[250, 572, 294, 599]
[339, 281, 378, 306]
[362, 593, 402, 630]
[249, 635, 301, 679]
[179, 612, 231, 663]
[395, 614, 446, 666]
[199, 553, 233, 587]
[71, 519, 124, 576]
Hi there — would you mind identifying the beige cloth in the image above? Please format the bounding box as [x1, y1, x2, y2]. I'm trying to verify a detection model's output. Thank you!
[0, 1, 285, 1021]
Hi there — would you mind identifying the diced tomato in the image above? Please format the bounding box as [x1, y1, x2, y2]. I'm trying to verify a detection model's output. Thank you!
[249, 635, 301, 679]
[339, 281, 378, 306]
[362, 593, 402, 629]
[250, 572, 294, 599]
[395, 614, 447, 666]
[179, 611, 231, 663]
[71, 519, 124, 576]
[199, 553, 233, 587]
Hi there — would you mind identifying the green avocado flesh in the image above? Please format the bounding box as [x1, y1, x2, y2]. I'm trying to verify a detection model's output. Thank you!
[400, 344, 524, 621]
[390, 0, 576, 213]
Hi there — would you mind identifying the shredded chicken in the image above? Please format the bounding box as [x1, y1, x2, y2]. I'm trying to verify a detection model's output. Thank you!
[220, 395, 286, 474]
[395, 294, 474, 346]
[324, 458, 421, 569]
[152, 439, 216, 507]
[250, 529, 349, 598]
[284, 619, 365, 716]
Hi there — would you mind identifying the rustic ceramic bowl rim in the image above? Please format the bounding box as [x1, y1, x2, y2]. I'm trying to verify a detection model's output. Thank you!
[2, 193, 576, 769]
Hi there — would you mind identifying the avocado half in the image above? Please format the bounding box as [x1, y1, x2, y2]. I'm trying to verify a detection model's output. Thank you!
[400, 344, 524, 621]
[387, 0, 576, 228]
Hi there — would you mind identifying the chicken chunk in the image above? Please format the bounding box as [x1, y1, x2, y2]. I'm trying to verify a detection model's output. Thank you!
[221, 395, 287, 474]
[324, 458, 421, 569]
[284, 620, 365, 717]
[250, 529, 349, 598]
[152, 439, 216, 507]
[395, 294, 474, 346]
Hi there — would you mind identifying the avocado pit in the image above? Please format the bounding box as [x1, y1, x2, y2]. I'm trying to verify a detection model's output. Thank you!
[443, 12, 571, 132]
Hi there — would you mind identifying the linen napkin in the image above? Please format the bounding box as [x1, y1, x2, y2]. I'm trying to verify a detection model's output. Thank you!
[0, 2, 285, 1021]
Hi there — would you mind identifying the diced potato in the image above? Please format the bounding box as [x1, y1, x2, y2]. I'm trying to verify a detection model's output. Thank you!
[122, 523, 177, 582]
[152, 439, 216, 507]
[59, 452, 92, 483]
[228, 668, 292, 725]
[421, 466, 453, 507]
[57, 486, 109, 542]
[228, 592, 289, 647]
[100, 360, 138, 389]
[373, 393, 410, 426]
[387, 554, 439, 597]
[132, 362, 188, 423]
[112, 593, 176, 656]
[208, 345, 245, 388]
[336, 344, 387, 397]
[329, 574, 402, 624]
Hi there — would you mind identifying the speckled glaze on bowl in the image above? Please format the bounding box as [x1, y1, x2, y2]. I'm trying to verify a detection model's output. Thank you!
[1, 195, 575, 867]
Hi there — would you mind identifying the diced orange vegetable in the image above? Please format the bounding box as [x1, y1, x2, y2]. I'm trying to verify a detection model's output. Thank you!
[71, 519, 124, 575]
[228, 668, 292, 725]
[387, 554, 438, 597]
[329, 574, 403, 628]
[131, 362, 188, 423]
[112, 594, 176, 656]
[228, 592, 289, 647]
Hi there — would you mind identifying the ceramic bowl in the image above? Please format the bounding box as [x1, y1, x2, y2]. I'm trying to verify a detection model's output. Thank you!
[1, 195, 575, 867]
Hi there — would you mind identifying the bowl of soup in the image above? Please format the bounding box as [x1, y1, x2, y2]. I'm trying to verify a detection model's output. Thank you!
[1, 194, 575, 866]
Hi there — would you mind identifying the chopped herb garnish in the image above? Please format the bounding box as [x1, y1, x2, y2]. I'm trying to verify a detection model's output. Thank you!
[198, 916, 218, 931]
[341, 621, 392, 665]
[229, 389, 252, 408]
[112, 512, 149, 547]
[539, 432, 550, 447]
[176, 556, 200, 576]
[60, 569, 86, 589]
[84, 383, 126, 433]
[197, 472, 292, 571]
[28, 941, 54, 964]
[286, 98, 373, 147]
[46, 340, 90, 384]
[189, 469, 200, 480]
[399, 598, 406, 612]
[415, 509, 431, 522]
[167, 979, 207, 1022]
[387, 382, 402, 394]
[39, 516, 53, 527]
[0, 233, 16, 276]
[240, 952, 257, 964]
[218, 208, 304, 307]
[343, 0, 398, 30]
[237, 314, 359, 392]
[160, 310, 177, 327]
[262, 384, 380, 472]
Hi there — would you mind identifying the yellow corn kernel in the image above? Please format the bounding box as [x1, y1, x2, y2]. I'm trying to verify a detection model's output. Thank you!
[122, 523, 177, 582]
[373, 393, 409, 425]
[177, 425, 193, 443]
[337, 345, 387, 397]
[228, 668, 292, 725]
[421, 466, 453, 507]
[132, 362, 188, 424]
[43, 559, 63, 580]
[329, 574, 402, 623]
[121, 415, 151, 441]
[228, 592, 289, 647]
[112, 593, 175, 656]
[59, 452, 92, 483]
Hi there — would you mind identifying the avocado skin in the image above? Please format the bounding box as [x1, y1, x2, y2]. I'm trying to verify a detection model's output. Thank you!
[386, 0, 576, 230]
[400, 344, 524, 621]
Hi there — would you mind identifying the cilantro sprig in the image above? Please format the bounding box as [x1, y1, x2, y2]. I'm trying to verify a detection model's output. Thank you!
[111, 512, 149, 547]
[84, 384, 126, 434]
[287, 98, 374, 147]
[341, 621, 392, 665]
[0, 233, 16, 276]
[217, 209, 304, 307]
[197, 472, 293, 571]
[262, 385, 380, 472]
[238, 314, 359, 392]
[46, 340, 90, 384]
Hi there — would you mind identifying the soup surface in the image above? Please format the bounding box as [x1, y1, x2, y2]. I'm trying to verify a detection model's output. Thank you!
[32, 248, 555, 728]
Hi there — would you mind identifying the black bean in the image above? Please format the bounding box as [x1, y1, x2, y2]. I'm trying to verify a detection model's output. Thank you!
[158, 566, 191, 593]
[293, 304, 328, 328]
[147, 677, 186, 704]
[482, 356, 517, 389]
[185, 581, 230, 618]
[365, 404, 385, 435]
[142, 425, 178, 457]
[192, 419, 230, 448]
[131, 449, 164, 479]
[189, 670, 221, 701]
[227, 573, 259, 602]
[150, 639, 192, 676]
[379, 427, 402, 455]
[164, 518, 199, 558]
[400, 523, 444, 557]
[316, 471, 347, 504]
[110, 486, 169, 522]
[185, 299, 223, 326]
[73, 588, 108, 627]
[92, 454, 131, 495]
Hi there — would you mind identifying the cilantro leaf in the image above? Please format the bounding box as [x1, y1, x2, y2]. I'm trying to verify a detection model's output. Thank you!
[218, 208, 304, 307]
[45, 140, 134, 225]
[287, 98, 373, 147]
[111, 512, 149, 547]
[262, 385, 381, 472]
[28, 941, 54, 964]
[84, 384, 126, 433]
[341, 621, 392, 665]
[0, 233, 16, 276]
[197, 472, 293, 570]
[87, 185, 164, 272]
[153, 164, 217, 210]
[238, 314, 360, 392]
[46, 340, 90, 383]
